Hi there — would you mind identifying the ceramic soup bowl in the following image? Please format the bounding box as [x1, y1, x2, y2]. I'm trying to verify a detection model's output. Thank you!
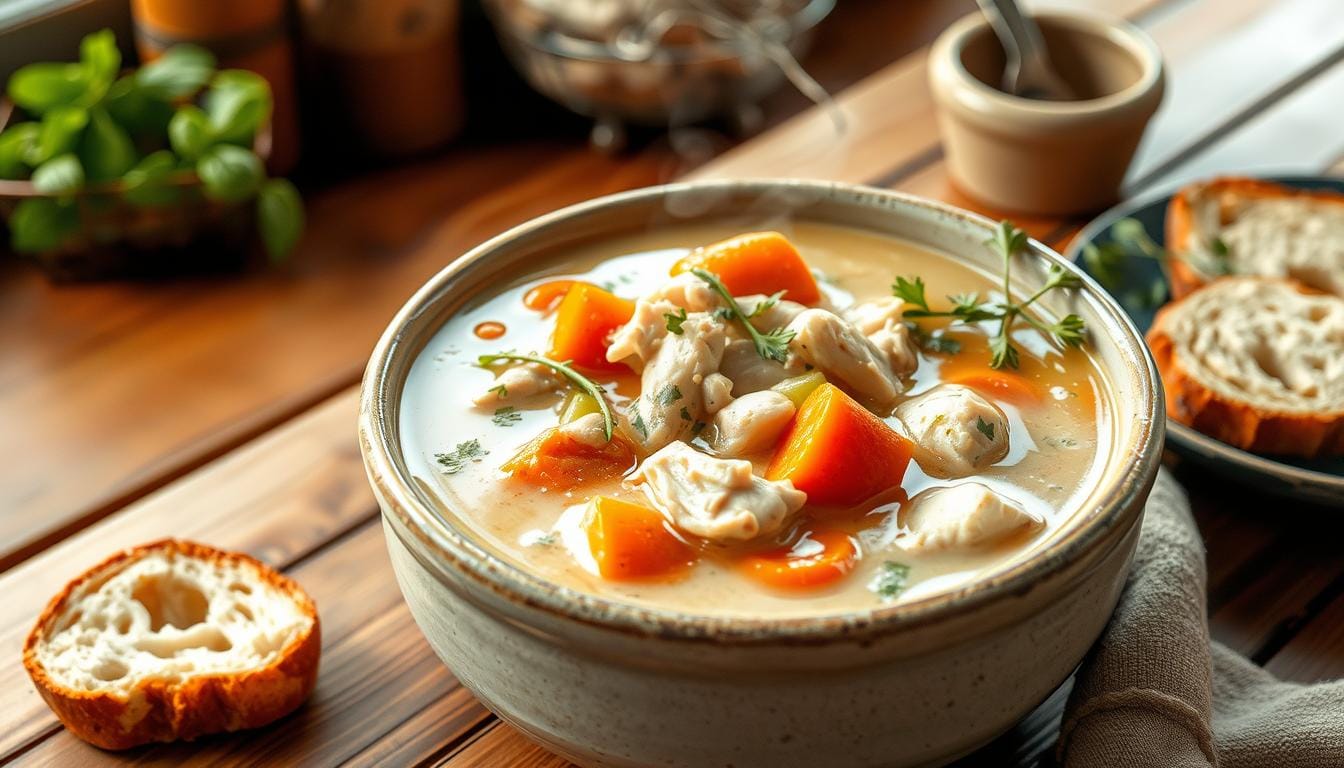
[358, 180, 1163, 768]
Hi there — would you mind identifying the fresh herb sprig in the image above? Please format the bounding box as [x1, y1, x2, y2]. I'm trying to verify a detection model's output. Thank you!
[894, 221, 1087, 369]
[1082, 217, 1231, 309]
[478, 352, 614, 441]
[870, 560, 911, 600]
[690, 268, 795, 362]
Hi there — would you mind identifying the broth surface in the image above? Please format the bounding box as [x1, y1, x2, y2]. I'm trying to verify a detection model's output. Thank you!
[400, 221, 1109, 616]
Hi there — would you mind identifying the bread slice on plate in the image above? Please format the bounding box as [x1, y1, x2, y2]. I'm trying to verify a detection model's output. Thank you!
[23, 539, 320, 750]
[1166, 177, 1344, 298]
[1147, 277, 1344, 457]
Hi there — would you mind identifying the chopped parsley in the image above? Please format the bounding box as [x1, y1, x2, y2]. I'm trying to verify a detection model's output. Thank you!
[870, 561, 911, 600]
[664, 307, 688, 335]
[492, 406, 522, 427]
[975, 416, 996, 441]
[435, 440, 488, 474]
[679, 406, 691, 421]
[656, 383, 683, 406]
[631, 410, 649, 439]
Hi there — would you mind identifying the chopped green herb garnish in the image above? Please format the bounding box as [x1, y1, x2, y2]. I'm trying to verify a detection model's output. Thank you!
[657, 383, 683, 406]
[691, 268, 795, 363]
[435, 440, 488, 474]
[492, 406, 522, 426]
[896, 221, 1087, 369]
[975, 415, 995, 441]
[664, 307, 688, 335]
[679, 406, 691, 421]
[906, 321, 961, 355]
[747, 290, 787, 319]
[870, 561, 911, 600]
[530, 531, 558, 546]
[488, 383, 508, 399]
[631, 410, 649, 440]
[478, 352, 614, 441]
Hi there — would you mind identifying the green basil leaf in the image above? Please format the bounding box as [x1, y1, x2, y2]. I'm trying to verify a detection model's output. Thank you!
[79, 108, 137, 181]
[204, 70, 271, 145]
[256, 178, 304, 261]
[27, 107, 89, 165]
[196, 144, 262, 203]
[7, 63, 92, 115]
[79, 29, 121, 85]
[136, 44, 216, 100]
[121, 150, 180, 207]
[105, 75, 174, 137]
[31, 153, 84, 194]
[168, 105, 214, 160]
[8, 197, 80, 252]
[0, 123, 39, 179]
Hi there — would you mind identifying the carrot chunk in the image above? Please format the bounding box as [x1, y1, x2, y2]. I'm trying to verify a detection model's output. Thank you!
[765, 383, 913, 507]
[945, 369, 1043, 407]
[584, 496, 695, 581]
[670, 232, 822, 305]
[501, 428, 635, 491]
[549, 283, 635, 371]
[740, 529, 857, 590]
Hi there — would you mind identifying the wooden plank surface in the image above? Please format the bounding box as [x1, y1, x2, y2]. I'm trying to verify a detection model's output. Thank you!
[4, 0, 1344, 766]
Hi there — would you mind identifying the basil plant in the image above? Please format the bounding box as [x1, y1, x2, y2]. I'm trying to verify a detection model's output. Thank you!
[0, 29, 303, 261]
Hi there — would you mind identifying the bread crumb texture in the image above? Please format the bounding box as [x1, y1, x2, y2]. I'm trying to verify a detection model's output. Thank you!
[1148, 277, 1344, 456]
[23, 539, 320, 750]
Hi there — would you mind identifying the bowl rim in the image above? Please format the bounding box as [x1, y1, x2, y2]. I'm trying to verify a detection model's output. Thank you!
[359, 179, 1164, 645]
[931, 9, 1164, 118]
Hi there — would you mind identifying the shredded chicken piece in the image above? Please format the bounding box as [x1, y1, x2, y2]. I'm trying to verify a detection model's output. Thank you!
[786, 308, 905, 407]
[720, 339, 793, 396]
[628, 442, 805, 541]
[897, 483, 1042, 552]
[710, 391, 796, 457]
[896, 385, 1009, 478]
[558, 412, 609, 448]
[606, 298, 676, 370]
[473, 363, 561, 407]
[844, 297, 919, 377]
[647, 271, 723, 312]
[630, 313, 727, 450]
[702, 373, 735, 415]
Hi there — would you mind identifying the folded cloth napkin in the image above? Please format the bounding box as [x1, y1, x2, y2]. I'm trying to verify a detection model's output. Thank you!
[1057, 469, 1344, 768]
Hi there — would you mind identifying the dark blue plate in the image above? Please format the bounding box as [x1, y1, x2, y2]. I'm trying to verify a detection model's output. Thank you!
[1067, 175, 1344, 505]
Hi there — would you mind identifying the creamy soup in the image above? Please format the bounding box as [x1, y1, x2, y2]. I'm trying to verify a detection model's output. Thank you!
[400, 221, 1109, 616]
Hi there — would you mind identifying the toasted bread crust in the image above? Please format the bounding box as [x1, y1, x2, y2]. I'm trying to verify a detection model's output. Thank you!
[1166, 177, 1344, 299]
[22, 539, 320, 750]
[1147, 279, 1344, 457]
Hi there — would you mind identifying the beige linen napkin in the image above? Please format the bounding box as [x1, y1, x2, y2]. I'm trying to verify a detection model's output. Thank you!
[1057, 469, 1344, 768]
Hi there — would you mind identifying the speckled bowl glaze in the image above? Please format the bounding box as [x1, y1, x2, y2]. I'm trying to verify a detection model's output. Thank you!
[359, 180, 1163, 768]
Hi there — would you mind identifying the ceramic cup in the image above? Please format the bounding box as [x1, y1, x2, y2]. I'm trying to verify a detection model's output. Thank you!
[929, 10, 1164, 216]
[359, 180, 1165, 768]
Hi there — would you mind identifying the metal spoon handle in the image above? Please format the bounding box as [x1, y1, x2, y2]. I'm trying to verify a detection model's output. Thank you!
[975, 0, 1070, 98]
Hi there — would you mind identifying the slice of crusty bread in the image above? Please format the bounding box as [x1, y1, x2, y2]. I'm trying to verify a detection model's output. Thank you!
[22, 539, 320, 750]
[1147, 277, 1344, 457]
[1166, 177, 1344, 299]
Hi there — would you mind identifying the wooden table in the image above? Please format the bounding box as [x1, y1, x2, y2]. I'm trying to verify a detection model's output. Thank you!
[4, 0, 1344, 765]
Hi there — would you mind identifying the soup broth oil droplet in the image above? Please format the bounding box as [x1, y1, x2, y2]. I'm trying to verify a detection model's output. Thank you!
[474, 321, 507, 340]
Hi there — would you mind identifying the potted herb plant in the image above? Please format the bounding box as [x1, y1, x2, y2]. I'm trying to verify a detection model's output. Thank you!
[0, 29, 304, 280]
